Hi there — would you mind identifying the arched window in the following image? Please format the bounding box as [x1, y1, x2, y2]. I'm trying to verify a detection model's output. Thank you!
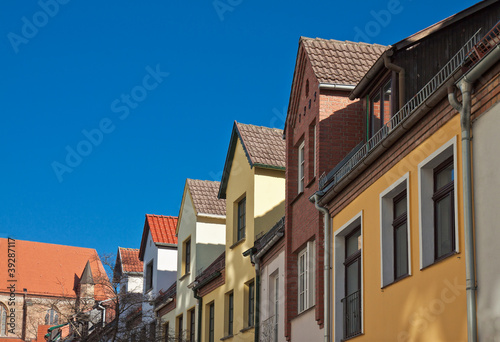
[0, 303, 7, 336]
[45, 308, 59, 325]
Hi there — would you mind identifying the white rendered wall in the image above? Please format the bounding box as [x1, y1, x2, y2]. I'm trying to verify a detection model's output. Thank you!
[473, 101, 500, 341]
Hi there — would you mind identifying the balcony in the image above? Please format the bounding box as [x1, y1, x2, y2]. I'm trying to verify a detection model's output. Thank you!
[342, 290, 362, 339]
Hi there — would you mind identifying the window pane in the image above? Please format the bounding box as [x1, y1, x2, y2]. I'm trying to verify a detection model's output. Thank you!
[383, 80, 392, 126]
[395, 223, 408, 278]
[394, 195, 407, 218]
[436, 195, 453, 258]
[371, 92, 382, 136]
[346, 230, 361, 257]
[346, 260, 359, 296]
[436, 163, 454, 190]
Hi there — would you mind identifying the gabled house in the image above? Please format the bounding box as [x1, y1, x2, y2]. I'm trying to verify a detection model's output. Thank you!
[138, 214, 178, 328]
[191, 122, 286, 342]
[157, 179, 226, 341]
[311, 1, 500, 341]
[0, 239, 111, 341]
[283, 37, 385, 341]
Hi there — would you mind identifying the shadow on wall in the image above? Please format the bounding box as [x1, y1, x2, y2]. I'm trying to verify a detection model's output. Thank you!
[255, 200, 285, 240]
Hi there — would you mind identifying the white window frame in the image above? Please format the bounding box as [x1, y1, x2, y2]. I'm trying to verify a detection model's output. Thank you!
[380, 173, 411, 287]
[297, 240, 315, 314]
[334, 211, 363, 342]
[418, 136, 459, 269]
[298, 141, 305, 193]
[313, 125, 317, 178]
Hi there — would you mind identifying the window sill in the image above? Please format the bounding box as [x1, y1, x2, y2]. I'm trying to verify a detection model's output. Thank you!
[179, 272, 190, 281]
[240, 326, 254, 333]
[220, 334, 234, 341]
[341, 332, 364, 341]
[381, 273, 410, 290]
[296, 305, 315, 318]
[305, 177, 316, 188]
[421, 251, 459, 271]
[290, 191, 304, 205]
[230, 238, 246, 250]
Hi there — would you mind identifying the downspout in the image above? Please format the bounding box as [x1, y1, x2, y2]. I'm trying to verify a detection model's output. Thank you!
[383, 52, 405, 109]
[446, 42, 500, 342]
[311, 194, 331, 342]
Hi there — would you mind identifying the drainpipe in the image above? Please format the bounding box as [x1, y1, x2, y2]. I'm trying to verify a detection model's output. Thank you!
[310, 194, 331, 342]
[383, 52, 405, 109]
[447, 42, 500, 342]
[192, 287, 203, 342]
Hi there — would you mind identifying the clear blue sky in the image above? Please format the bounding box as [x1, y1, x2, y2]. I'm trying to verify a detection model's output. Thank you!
[0, 0, 478, 257]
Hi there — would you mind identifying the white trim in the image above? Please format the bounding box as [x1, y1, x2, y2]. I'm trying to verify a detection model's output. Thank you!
[298, 141, 305, 193]
[379, 173, 411, 288]
[418, 136, 459, 269]
[333, 210, 363, 342]
[197, 213, 226, 219]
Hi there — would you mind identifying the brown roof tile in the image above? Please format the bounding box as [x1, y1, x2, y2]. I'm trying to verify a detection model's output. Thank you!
[236, 122, 286, 169]
[301, 37, 387, 85]
[186, 179, 226, 216]
[118, 247, 143, 273]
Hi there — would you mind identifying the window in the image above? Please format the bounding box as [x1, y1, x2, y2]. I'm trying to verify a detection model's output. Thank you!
[177, 315, 183, 341]
[419, 137, 458, 268]
[334, 212, 363, 342]
[380, 173, 410, 287]
[298, 141, 305, 193]
[308, 124, 317, 181]
[207, 302, 215, 342]
[188, 308, 195, 342]
[164, 322, 169, 342]
[433, 157, 455, 260]
[149, 322, 156, 341]
[145, 260, 153, 291]
[225, 292, 234, 336]
[237, 197, 246, 241]
[0, 304, 6, 336]
[269, 272, 280, 342]
[184, 238, 191, 275]
[247, 281, 255, 327]
[45, 308, 59, 325]
[369, 79, 392, 138]
[297, 241, 315, 313]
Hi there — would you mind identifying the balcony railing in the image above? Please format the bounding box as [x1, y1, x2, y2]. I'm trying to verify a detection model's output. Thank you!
[261, 315, 277, 342]
[342, 290, 362, 339]
[319, 30, 482, 191]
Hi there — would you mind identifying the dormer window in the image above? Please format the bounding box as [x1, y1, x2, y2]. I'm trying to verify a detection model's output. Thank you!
[369, 79, 392, 138]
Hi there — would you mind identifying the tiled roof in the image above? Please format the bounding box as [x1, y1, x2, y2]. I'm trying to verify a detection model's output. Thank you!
[118, 247, 143, 273]
[186, 179, 226, 216]
[300, 37, 387, 85]
[236, 122, 286, 169]
[154, 281, 177, 308]
[146, 214, 178, 245]
[254, 216, 285, 252]
[0, 239, 110, 299]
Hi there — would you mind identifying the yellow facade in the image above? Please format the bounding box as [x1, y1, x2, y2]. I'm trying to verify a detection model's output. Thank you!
[199, 138, 285, 342]
[332, 115, 467, 342]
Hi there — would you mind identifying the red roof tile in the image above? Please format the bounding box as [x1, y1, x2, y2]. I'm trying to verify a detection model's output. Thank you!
[118, 247, 143, 273]
[146, 215, 178, 245]
[0, 239, 110, 299]
[300, 37, 387, 85]
[186, 179, 226, 216]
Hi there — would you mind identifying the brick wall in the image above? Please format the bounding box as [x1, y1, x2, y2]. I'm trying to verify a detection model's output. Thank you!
[284, 49, 365, 341]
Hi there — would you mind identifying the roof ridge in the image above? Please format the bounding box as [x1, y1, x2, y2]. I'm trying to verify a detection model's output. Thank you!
[235, 121, 283, 132]
[300, 36, 388, 48]
[187, 178, 221, 184]
[145, 214, 177, 218]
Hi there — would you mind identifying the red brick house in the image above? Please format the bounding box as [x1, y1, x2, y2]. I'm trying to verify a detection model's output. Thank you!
[283, 38, 385, 341]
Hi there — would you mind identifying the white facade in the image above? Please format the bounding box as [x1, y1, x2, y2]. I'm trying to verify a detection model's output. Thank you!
[259, 248, 285, 342]
[159, 184, 225, 338]
[473, 101, 500, 341]
[142, 231, 177, 323]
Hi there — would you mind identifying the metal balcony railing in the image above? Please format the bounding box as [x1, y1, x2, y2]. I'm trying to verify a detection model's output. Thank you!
[261, 316, 277, 342]
[342, 290, 362, 339]
[319, 30, 482, 191]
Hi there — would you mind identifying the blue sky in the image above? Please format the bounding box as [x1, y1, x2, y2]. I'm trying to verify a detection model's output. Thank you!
[0, 0, 478, 257]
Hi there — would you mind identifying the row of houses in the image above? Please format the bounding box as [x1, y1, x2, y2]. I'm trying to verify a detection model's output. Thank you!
[2, 1, 499, 341]
[114, 2, 500, 342]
